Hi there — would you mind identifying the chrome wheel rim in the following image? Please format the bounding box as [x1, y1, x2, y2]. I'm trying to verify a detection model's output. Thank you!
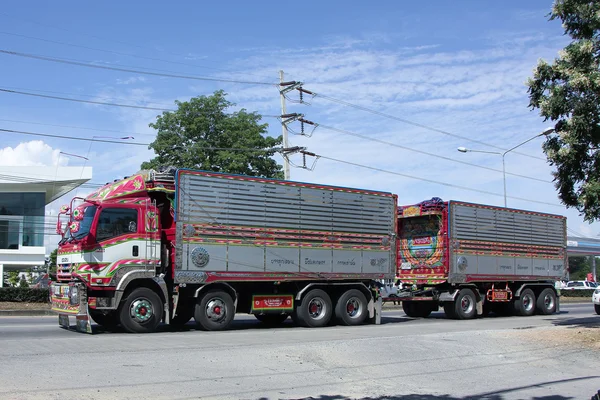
[130, 298, 153, 323]
[345, 297, 363, 319]
[461, 296, 474, 314]
[206, 298, 227, 323]
[307, 297, 327, 320]
[544, 293, 554, 310]
[523, 293, 534, 312]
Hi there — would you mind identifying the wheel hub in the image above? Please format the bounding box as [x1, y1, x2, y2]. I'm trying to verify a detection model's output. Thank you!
[206, 299, 227, 322]
[346, 297, 361, 318]
[130, 299, 153, 323]
[308, 297, 326, 320]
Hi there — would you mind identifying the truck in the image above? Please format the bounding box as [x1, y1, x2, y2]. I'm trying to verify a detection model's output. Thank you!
[51, 168, 397, 333]
[394, 197, 566, 319]
[49, 168, 567, 333]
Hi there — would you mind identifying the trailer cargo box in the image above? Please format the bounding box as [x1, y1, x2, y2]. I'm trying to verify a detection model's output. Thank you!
[448, 201, 566, 283]
[175, 170, 397, 282]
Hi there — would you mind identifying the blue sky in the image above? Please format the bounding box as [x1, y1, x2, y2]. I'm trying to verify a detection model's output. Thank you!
[0, 1, 595, 250]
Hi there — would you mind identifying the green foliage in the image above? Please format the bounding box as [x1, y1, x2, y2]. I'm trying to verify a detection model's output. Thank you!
[141, 90, 283, 179]
[560, 288, 595, 297]
[48, 249, 57, 276]
[0, 287, 49, 302]
[527, 0, 600, 221]
[568, 256, 592, 280]
[6, 271, 19, 287]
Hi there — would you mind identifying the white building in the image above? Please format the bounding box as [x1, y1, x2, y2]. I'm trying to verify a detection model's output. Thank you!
[0, 166, 92, 287]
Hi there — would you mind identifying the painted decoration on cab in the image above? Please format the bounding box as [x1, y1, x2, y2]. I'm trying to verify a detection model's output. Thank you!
[59, 205, 70, 214]
[72, 207, 84, 221]
[399, 216, 444, 268]
[69, 221, 80, 233]
[145, 211, 158, 232]
[86, 174, 146, 201]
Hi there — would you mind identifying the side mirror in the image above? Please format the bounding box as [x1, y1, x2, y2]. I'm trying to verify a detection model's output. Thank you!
[128, 221, 137, 232]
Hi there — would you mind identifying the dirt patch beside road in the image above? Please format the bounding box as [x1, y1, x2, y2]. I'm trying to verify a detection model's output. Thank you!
[502, 324, 600, 350]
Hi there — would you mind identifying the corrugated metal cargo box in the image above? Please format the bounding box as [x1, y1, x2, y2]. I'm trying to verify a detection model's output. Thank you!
[174, 170, 397, 281]
[449, 201, 566, 283]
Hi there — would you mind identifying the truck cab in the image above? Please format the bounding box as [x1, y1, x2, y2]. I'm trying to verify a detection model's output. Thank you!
[51, 170, 175, 333]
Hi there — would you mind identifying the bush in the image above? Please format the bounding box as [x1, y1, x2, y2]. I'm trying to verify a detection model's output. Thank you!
[0, 287, 49, 303]
[560, 289, 595, 298]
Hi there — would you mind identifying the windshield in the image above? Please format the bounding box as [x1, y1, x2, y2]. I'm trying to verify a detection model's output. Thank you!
[71, 206, 98, 240]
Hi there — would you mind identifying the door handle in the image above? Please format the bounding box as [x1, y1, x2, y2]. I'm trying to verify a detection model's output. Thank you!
[132, 245, 139, 257]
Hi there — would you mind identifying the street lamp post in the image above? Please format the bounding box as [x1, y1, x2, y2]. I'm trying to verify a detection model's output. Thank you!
[457, 127, 555, 207]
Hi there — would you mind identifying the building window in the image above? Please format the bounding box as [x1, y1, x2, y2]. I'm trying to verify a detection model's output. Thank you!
[0, 192, 45, 247]
[0, 216, 23, 250]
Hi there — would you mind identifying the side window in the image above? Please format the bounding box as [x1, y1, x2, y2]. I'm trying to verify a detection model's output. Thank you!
[96, 208, 138, 242]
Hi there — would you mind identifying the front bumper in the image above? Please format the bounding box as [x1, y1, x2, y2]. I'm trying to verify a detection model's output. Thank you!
[50, 282, 92, 333]
[593, 292, 600, 305]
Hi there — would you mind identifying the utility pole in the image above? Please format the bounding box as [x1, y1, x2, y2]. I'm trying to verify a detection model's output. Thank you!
[279, 70, 290, 180]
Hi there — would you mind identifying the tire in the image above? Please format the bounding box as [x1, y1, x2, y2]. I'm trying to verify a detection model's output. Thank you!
[295, 289, 333, 328]
[118, 287, 164, 333]
[89, 310, 119, 329]
[402, 301, 433, 318]
[514, 288, 536, 316]
[194, 290, 235, 331]
[254, 313, 289, 325]
[335, 289, 368, 326]
[443, 302, 457, 319]
[595, 304, 600, 315]
[454, 288, 477, 320]
[170, 302, 195, 327]
[536, 288, 557, 315]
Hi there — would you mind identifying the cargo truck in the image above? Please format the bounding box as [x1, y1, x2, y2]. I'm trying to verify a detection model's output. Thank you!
[51, 168, 397, 333]
[50, 169, 566, 333]
[394, 198, 566, 319]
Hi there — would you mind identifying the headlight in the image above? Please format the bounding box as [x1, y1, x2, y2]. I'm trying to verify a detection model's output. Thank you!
[69, 286, 79, 305]
[595, 288, 600, 295]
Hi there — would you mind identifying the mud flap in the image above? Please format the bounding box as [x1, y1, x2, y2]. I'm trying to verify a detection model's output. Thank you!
[476, 299, 483, 315]
[57, 309, 93, 334]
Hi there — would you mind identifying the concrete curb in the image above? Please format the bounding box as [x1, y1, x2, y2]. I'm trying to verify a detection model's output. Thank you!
[0, 310, 53, 316]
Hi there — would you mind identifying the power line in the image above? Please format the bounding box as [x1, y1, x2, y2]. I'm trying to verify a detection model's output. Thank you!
[0, 49, 276, 86]
[313, 123, 551, 184]
[0, 87, 282, 118]
[310, 153, 563, 208]
[0, 88, 175, 111]
[0, 85, 177, 108]
[311, 92, 546, 161]
[0, 14, 275, 81]
[0, 118, 154, 137]
[0, 127, 283, 153]
[0, 31, 277, 82]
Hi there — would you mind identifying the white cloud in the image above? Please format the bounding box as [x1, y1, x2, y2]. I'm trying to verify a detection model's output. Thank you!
[0, 141, 67, 167]
[116, 76, 147, 85]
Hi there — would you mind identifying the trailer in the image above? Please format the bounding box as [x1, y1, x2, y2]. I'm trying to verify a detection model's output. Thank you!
[393, 198, 567, 319]
[50, 168, 397, 333]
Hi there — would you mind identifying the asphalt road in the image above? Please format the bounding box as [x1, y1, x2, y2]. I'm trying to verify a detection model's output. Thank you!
[0, 303, 598, 400]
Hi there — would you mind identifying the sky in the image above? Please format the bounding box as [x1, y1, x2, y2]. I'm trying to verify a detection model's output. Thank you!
[0, 0, 597, 254]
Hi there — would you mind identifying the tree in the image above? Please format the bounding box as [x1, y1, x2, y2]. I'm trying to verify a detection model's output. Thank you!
[527, 0, 600, 222]
[567, 256, 591, 280]
[47, 249, 57, 277]
[7, 271, 19, 287]
[141, 90, 284, 178]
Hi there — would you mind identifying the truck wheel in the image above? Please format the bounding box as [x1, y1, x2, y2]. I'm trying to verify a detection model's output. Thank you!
[595, 304, 600, 315]
[118, 287, 164, 333]
[514, 288, 536, 316]
[335, 289, 368, 326]
[194, 290, 235, 331]
[170, 303, 195, 327]
[402, 301, 432, 318]
[89, 310, 119, 329]
[296, 289, 332, 328]
[255, 313, 289, 325]
[536, 288, 557, 315]
[454, 289, 476, 320]
[443, 303, 457, 319]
